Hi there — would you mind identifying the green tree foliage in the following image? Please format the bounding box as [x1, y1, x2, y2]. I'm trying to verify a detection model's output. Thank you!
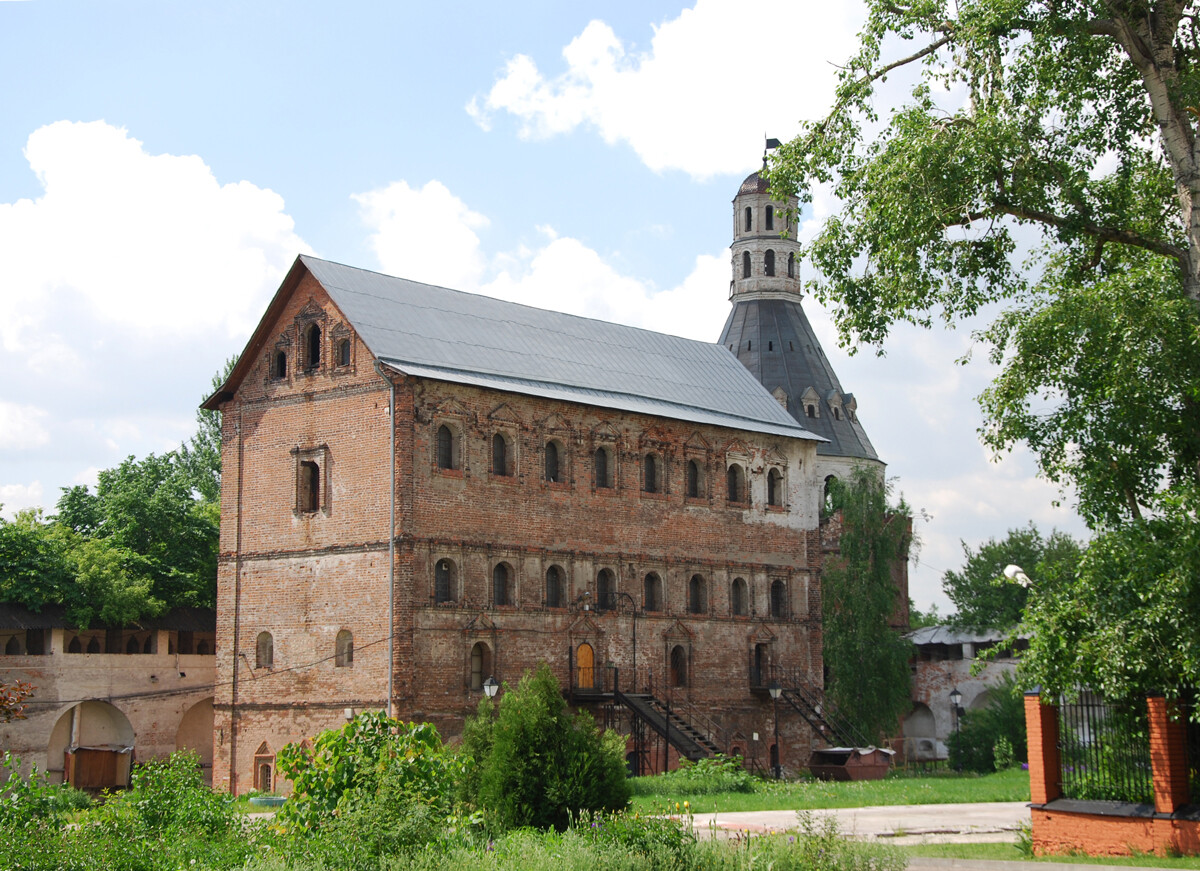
[906, 600, 942, 629]
[822, 468, 914, 743]
[944, 523, 1082, 630]
[0, 509, 73, 611]
[946, 672, 1027, 773]
[770, 0, 1200, 705]
[178, 354, 237, 503]
[276, 711, 455, 832]
[462, 663, 631, 831]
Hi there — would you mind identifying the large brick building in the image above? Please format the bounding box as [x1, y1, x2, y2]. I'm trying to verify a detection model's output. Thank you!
[204, 161, 889, 794]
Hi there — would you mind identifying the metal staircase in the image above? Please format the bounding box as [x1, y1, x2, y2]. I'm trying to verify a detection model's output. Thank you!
[764, 666, 871, 749]
[615, 691, 720, 761]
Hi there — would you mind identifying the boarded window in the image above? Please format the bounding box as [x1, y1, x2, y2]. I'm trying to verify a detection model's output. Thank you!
[576, 642, 595, 690]
[299, 461, 320, 512]
[335, 630, 353, 667]
[256, 632, 273, 668]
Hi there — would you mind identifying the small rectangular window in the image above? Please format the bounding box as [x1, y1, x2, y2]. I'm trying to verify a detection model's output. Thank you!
[299, 461, 320, 512]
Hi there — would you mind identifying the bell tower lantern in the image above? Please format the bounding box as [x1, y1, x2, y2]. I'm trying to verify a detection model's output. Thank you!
[730, 140, 802, 299]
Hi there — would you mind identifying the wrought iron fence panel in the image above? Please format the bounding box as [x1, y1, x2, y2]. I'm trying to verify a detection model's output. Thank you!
[1057, 694, 1153, 804]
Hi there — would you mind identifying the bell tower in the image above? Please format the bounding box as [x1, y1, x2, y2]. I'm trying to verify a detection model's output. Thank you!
[730, 143, 802, 300]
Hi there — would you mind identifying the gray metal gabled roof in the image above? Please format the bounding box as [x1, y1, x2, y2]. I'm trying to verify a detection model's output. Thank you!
[718, 296, 879, 460]
[301, 256, 822, 441]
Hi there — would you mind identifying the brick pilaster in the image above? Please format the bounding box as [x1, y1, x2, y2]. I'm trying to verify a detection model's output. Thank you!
[1147, 696, 1189, 814]
[1026, 692, 1061, 805]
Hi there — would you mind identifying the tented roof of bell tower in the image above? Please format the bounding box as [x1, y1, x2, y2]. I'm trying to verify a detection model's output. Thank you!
[718, 296, 880, 461]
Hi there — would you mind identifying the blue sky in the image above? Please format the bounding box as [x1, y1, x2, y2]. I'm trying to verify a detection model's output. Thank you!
[0, 0, 1088, 613]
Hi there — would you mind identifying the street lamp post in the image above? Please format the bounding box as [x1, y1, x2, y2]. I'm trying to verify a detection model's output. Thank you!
[483, 676, 499, 701]
[768, 680, 782, 779]
[949, 686, 963, 772]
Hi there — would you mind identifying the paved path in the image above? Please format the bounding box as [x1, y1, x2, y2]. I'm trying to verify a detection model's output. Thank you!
[689, 801, 1030, 844]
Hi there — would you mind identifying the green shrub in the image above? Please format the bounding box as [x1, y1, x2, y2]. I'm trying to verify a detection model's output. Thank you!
[628, 754, 754, 797]
[947, 672, 1027, 773]
[122, 750, 238, 834]
[463, 663, 631, 831]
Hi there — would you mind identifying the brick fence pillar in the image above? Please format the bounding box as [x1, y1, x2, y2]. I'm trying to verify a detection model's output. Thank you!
[1025, 692, 1061, 805]
[1147, 696, 1189, 814]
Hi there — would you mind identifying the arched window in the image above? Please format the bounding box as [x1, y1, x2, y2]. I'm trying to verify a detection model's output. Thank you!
[336, 338, 350, 367]
[727, 464, 745, 502]
[545, 565, 564, 607]
[125, 635, 140, 655]
[5, 636, 21, 655]
[493, 563, 511, 607]
[686, 460, 701, 498]
[196, 639, 211, 655]
[470, 642, 491, 691]
[299, 460, 320, 512]
[731, 578, 748, 616]
[143, 635, 153, 654]
[670, 644, 687, 687]
[435, 559, 455, 603]
[545, 440, 561, 483]
[823, 475, 837, 515]
[767, 468, 783, 507]
[597, 568, 615, 611]
[643, 573, 662, 612]
[742, 251, 751, 278]
[335, 629, 353, 667]
[765, 249, 776, 277]
[273, 350, 287, 379]
[770, 580, 788, 619]
[594, 446, 611, 488]
[254, 742, 274, 793]
[805, 404, 816, 418]
[766, 205, 774, 230]
[688, 574, 706, 614]
[256, 632, 273, 669]
[304, 323, 321, 371]
[68, 636, 82, 653]
[744, 206, 752, 232]
[87, 636, 101, 654]
[436, 425, 455, 470]
[643, 454, 659, 493]
[787, 251, 795, 278]
[492, 433, 509, 477]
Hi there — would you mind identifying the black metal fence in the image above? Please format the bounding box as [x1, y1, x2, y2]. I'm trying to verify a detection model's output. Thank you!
[1181, 702, 1200, 803]
[1057, 694, 1153, 804]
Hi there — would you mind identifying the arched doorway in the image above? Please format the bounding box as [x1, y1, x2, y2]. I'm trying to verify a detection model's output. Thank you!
[576, 642, 595, 690]
[48, 701, 135, 789]
[176, 697, 215, 783]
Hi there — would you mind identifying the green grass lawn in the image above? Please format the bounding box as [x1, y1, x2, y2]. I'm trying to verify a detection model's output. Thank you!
[900, 842, 1200, 868]
[628, 766, 1031, 814]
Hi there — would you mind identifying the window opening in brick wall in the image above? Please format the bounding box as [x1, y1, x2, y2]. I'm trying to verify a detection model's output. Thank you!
[766, 205, 774, 231]
[594, 446, 611, 488]
[833, 406, 842, 420]
[304, 323, 321, 371]
[273, 350, 287, 379]
[767, 468, 783, 507]
[686, 459, 701, 498]
[823, 475, 837, 515]
[765, 249, 775, 277]
[597, 568, 615, 611]
[492, 563, 511, 607]
[5, 636, 20, 655]
[787, 252, 795, 278]
[335, 338, 350, 367]
[87, 636, 101, 654]
[143, 635, 153, 654]
[805, 404, 815, 418]
[256, 632, 273, 668]
[770, 580, 788, 619]
[196, 638, 210, 655]
[754, 643, 768, 686]
[335, 630, 353, 667]
[742, 251, 751, 278]
[492, 433, 510, 477]
[545, 565, 564, 607]
[254, 743, 274, 793]
[731, 578, 748, 616]
[68, 636, 82, 653]
[643, 454, 659, 493]
[644, 573, 662, 612]
[299, 460, 320, 512]
[435, 559, 455, 603]
[125, 635, 139, 655]
[744, 206, 752, 232]
[727, 463, 745, 503]
[670, 644, 687, 687]
[688, 574, 706, 614]
[436, 424, 457, 470]
[545, 440, 561, 483]
[470, 642, 491, 691]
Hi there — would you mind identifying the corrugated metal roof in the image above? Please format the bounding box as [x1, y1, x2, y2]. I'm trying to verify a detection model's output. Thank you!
[905, 625, 1025, 645]
[303, 256, 822, 442]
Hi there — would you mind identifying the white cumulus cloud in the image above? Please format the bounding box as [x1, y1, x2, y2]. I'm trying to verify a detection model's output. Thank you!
[0, 401, 50, 450]
[467, 1, 864, 178]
